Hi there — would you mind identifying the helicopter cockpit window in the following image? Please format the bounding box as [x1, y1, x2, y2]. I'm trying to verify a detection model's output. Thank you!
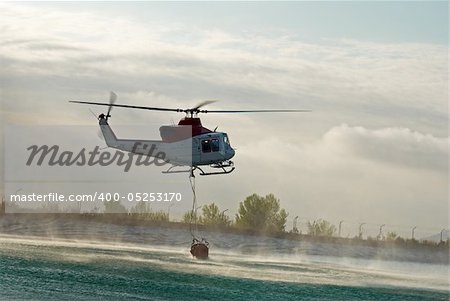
[211, 138, 220, 152]
[223, 135, 230, 146]
[201, 140, 211, 153]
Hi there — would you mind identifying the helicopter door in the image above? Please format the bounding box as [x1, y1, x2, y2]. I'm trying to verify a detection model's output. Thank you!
[192, 138, 201, 165]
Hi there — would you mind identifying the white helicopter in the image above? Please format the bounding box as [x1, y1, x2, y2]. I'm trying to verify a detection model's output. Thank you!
[70, 92, 309, 176]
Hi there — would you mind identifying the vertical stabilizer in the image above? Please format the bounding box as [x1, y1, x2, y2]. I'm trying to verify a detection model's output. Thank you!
[99, 118, 119, 148]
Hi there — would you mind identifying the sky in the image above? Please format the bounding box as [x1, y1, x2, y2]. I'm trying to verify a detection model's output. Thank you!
[0, 2, 448, 238]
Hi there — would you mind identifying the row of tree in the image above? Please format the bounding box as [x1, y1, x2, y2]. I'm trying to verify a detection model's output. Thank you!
[103, 193, 289, 233]
[104, 192, 397, 237]
[102, 193, 437, 242]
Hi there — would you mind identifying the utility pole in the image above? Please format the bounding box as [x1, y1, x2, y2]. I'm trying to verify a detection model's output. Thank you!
[338, 220, 344, 237]
[411, 226, 417, 240]
[293, 216, 299, 233]
[440, 229, 446, 243]
[219, 209, 229, 226]
[312, 220, 317, 236]
[220, 209, 229, 220]
[0, 196, 4, 216]
[358, 223, 366, 239]
[378, 224, 386, 240]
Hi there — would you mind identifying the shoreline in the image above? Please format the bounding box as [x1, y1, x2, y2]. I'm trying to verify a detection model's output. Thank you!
[1, 213, 448, 265]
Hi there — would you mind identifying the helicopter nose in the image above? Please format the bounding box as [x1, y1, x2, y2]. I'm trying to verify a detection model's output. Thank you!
[228, 148, 235, 159]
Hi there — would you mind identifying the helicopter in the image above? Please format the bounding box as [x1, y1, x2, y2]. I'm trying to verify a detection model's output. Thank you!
[70, 92, 309, 176]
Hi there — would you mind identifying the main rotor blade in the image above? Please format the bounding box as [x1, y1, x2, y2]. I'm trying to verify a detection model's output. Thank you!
[199, 109, 311, 113]
[70, 100, 311, 114]
[191, 100, 218, 111]
[69, 101, 183, 113]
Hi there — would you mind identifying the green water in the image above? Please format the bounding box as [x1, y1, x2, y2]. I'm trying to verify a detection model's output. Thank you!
[0, 236, 448, 301]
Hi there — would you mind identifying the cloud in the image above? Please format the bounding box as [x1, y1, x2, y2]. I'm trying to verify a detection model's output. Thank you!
[321, 124, 448, 172]
[237, 124, 448, 177]
[0, 3, 447, 231]
[232, 124, 448, 230]
[0, 3, 447, 119]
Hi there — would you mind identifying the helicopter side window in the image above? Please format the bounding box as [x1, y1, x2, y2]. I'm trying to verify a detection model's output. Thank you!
[202, 139, 220, 153]
[211, 138, 220, 152]
[201, 140, 211, 153]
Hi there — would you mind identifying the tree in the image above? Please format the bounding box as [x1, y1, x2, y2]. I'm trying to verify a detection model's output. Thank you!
[199, 203, 231, 227]
[307, 219, 336, 237]
[235, 193, 287, 233]
[103, 201, 127, 214]
[385, 231, 398, 241]
[129, 202, 168, 222]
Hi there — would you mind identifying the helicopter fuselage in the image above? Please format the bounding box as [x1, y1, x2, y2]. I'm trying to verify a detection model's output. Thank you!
[98, 117, 235, 169]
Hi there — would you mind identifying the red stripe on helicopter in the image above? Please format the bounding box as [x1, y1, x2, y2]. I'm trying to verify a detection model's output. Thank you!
[159, 117, 212, 142]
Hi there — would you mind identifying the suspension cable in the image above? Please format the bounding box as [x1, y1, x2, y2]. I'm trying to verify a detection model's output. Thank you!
[189, 167, 198, 239]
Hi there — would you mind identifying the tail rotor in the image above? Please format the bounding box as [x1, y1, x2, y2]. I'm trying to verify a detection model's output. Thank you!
[96, 91, 117, 121]
[106, 91, 117, 120]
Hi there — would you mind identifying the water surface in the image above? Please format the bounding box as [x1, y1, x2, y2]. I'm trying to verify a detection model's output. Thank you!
[0, 218, 448, 300]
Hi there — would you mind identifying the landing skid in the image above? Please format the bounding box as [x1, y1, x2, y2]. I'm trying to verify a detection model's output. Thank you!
[162, 161, 235, 176]
[195, 161, 235, 176]
[162, 165, 191, 174]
